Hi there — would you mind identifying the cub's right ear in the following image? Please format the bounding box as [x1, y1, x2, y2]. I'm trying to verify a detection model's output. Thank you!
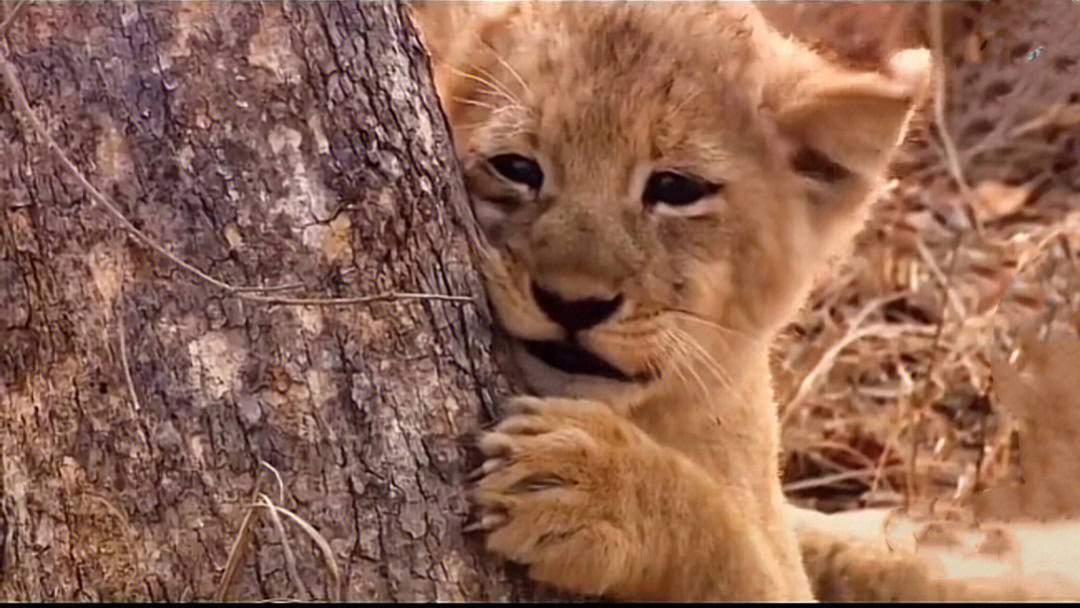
[772, 49, 931, 182]
[762, 44, 930, 245]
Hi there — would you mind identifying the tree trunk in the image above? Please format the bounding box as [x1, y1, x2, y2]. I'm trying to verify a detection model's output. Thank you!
[0, 2, 525, 600]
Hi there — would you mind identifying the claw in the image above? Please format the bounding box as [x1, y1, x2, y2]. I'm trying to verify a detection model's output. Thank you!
[470, 486, 514, 511]
[494, 413, 556, 437]
[463, 511, 506, 533]
[502, 396, 544, 416]
[478, 431, 516, 457]
[465, 458, 504, 481]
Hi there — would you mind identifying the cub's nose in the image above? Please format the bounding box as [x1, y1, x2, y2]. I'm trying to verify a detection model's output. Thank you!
[531, 282, 622, 332]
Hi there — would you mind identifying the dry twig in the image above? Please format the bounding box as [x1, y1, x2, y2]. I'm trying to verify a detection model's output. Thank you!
[781, 292, 931, 428]
[0, 46, 472, 309]
[259, 493, 310, 600]
[261, 460, 286, 506]
[215, 500, 258, 602]
[928, 1, 978, 234]
[269, 502, 342, 601]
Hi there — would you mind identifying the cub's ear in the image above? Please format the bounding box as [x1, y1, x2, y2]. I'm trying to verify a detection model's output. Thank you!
[773, 49, 931, 182]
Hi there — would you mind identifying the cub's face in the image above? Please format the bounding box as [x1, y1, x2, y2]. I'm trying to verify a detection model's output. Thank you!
[425, 3, 928, 405]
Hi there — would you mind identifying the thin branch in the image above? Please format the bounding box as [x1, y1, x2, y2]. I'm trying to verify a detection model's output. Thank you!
[1, 53, 235, 291]
[231, 281, 305, 294]
[929, 1, 979, 235]
[920, 4, 983, 505]
[0, 47, 473, 309]
[987, 225, 1079, 324]
[225, 291, 473, 307]
[780, 292, 912, 427]
[783, 466, 902, 494]
[914, 237, 966, 320]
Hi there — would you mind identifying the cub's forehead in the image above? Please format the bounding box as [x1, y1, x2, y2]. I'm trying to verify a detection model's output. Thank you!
[484, 4, 770, 162]
[540, 4, 760, 73]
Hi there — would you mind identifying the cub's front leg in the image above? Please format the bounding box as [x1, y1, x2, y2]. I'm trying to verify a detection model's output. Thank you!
[470, 396, 789, 600]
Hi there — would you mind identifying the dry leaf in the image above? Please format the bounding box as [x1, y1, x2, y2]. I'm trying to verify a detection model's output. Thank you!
[971, 180, 1032, 222]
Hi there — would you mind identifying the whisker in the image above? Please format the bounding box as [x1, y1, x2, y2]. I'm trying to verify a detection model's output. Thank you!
[676, 327, 740, 395]
[661, 330, 750, 434]
[657, 333, 694, 393]
[452, 63, 524, 110]
[472, 62, 525, 107]
[447, 64, 500, 94]
[448, 66, 523, 110]
[481, 40, 533, 100]
[450, 105, 531, 138]
[667, 309, 761, 344]
[452, 96, 499, 111]
[658, 328, 712, 401]
[667, 325, 752, 413]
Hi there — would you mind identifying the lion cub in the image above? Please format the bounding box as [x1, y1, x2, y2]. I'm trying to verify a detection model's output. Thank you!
[414, 2, 928, 600]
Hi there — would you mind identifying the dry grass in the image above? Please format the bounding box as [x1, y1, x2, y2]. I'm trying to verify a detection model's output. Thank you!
[775, 89, 1080, 520]
[215, 461, 342, 602]
[776, 171, 1080, 513]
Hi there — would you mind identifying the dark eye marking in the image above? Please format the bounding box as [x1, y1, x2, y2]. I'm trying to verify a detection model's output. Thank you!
[489, 154, 543, 190]
[791, 147, 851, 184]
[643, 171, 723, 207]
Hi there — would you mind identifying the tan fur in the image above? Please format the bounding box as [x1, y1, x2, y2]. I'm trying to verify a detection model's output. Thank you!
[409, 2, 950, 600]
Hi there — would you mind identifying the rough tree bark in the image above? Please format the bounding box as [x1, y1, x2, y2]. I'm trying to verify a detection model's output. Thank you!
[0, 2, 526, 601]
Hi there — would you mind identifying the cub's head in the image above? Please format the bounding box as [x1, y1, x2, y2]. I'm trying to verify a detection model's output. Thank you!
[417, 3, 929, 406]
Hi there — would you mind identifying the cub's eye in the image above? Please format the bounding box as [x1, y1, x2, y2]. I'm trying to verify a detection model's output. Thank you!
[643, 171, 722, 207]
[489, 154, 543, 190]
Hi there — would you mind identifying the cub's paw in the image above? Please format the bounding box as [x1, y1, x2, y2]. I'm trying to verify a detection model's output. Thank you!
[467, 396, 661, 597]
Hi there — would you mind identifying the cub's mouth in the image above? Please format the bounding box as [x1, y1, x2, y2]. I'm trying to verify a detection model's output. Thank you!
[522, 339, 648, 382]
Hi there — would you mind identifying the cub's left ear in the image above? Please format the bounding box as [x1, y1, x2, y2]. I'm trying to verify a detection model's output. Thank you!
[774, 49, 932, 183]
